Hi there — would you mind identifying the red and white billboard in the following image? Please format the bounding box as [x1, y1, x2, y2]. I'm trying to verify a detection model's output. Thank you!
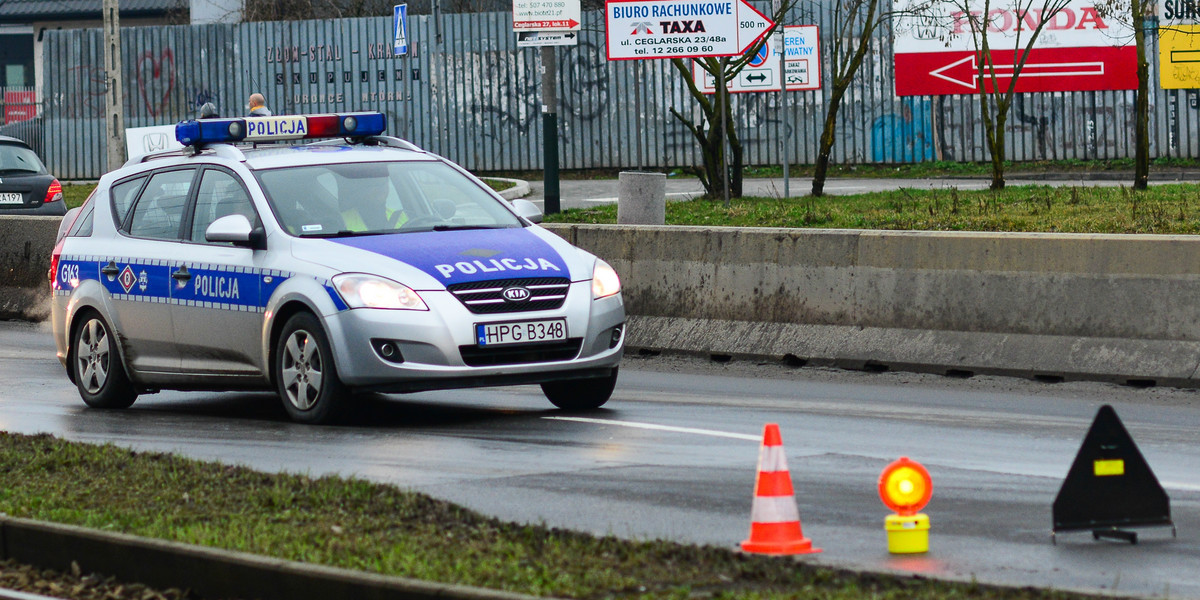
[892, 0, 1136, 96]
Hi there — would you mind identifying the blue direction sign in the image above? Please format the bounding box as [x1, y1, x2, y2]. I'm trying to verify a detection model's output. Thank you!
[393, 4, 409, 56]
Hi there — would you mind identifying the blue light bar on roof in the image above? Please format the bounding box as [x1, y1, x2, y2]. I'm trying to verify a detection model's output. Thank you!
[175, 112, 387, 147]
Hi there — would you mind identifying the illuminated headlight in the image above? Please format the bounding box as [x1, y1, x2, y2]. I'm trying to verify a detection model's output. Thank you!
[592, 259, 621, 299]
[333, 274, 428, 310]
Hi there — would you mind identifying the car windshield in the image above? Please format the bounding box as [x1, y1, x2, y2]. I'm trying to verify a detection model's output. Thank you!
[0, 143, 47, 175]
[256, 160, 523, 237]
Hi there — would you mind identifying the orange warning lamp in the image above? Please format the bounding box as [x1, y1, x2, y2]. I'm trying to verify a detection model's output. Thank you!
[878, 457, 932, 553]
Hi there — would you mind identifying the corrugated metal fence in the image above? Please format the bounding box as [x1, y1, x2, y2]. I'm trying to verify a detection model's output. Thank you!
[40, 6, 1196, 180]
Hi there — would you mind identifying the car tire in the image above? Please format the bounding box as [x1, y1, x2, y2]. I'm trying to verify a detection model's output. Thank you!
[541, 368, 618, 411]
[72, 311, 137, 409]
[274, 312, 347, 424]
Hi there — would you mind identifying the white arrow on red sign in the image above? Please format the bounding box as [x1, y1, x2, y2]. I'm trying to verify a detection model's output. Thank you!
[929, 54, 1106, 91]
[894, 47, 1136, 95]
[605, 0, 774, 60]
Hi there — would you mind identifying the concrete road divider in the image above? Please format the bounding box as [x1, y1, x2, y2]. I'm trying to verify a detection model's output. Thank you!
[1, 216, 59, 321]
[617, 172, 666, 225]
[8, 214, 1200, 386]
[544, 224, 1200, 386]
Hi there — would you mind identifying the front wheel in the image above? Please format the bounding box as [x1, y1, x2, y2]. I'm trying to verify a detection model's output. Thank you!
[72, 311, 137, 409]
[541, 368, 618, 411]
[274, 312, 347, 424]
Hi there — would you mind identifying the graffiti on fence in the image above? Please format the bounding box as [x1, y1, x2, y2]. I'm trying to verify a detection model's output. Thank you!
[64, 65, 107, 119]
[136, 49, 176, 118]
[871, 97, 935, 162]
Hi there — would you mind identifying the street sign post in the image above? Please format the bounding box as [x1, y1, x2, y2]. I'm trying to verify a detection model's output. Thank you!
[892, 0, 1136, 96]
[605, 0, 774, 60]
[514, 0, 581, 30]
[393, 4, 408, 56]
[693, 25, 820, 93]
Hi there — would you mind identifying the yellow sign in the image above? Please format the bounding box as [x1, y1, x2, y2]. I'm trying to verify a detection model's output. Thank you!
[1094, 459, 1126, 476]
[1160, 24, 1200, 89]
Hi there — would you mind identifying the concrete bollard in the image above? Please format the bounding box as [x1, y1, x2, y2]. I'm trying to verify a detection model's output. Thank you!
[617, 171, 666, 225]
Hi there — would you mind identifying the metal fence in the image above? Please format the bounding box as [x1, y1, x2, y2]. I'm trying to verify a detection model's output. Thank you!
[40, 6, 1195, 180]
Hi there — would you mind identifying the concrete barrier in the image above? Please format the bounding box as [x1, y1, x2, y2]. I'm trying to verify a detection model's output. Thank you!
[1, 216, 60, 321]
[616, 172, 666, 225]
[8, 214, 1200, 386]
[544, 224, 1200, 386]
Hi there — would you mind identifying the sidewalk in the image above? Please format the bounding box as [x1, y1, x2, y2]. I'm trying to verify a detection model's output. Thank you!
[518, 171, 1200, 211]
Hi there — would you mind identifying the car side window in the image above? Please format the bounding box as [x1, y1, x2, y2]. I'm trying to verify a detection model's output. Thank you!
[189, 169, 256, 243]
[110, 176, 146, 228]
[127, 169, 195, 240]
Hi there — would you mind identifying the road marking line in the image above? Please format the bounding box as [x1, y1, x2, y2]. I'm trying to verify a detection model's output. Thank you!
[544, 416, 761, 441]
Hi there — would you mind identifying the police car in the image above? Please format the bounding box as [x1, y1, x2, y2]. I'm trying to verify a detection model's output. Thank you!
[50, 112, 624, 423]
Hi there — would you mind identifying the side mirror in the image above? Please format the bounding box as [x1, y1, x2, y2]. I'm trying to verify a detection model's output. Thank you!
[512, 199, 543, 224]
[206, 214, 265, 249]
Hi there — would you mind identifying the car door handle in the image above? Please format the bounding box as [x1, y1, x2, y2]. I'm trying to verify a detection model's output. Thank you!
[101, 261, 119, 276]
[172, 265, 191, 282]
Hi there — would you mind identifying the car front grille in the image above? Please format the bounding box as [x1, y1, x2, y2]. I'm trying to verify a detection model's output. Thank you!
[459, 338, 583, 367]
[447, 277, 570, 314]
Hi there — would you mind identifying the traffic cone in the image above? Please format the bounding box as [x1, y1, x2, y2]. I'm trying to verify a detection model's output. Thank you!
[741, 423, 821, 554]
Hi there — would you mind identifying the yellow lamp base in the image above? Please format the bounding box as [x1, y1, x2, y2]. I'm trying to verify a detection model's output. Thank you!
[885, 513, 930, 554]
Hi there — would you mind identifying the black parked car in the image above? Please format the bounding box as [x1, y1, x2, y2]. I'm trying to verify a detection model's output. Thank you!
[0, 135, 63, 216]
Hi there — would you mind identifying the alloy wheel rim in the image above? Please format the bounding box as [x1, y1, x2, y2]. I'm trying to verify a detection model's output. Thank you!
[77, 318, 110, 394]
[281, 329, 323, 411]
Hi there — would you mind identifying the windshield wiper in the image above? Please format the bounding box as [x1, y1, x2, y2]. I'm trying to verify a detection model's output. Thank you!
[301, 229, 391, 238]
[430, 224, 506, 232]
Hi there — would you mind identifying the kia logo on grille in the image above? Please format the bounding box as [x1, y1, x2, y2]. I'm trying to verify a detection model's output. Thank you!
[502, 286, 531, 302]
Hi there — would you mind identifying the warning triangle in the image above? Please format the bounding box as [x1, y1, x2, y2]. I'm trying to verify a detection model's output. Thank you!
[1052, 405, 1172, 537]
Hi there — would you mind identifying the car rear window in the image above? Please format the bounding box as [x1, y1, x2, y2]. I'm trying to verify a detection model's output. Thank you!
[0, 143, 46, 175]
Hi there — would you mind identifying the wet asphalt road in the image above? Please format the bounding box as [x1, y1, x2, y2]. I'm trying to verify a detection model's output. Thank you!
[1, 319, 1198, 597]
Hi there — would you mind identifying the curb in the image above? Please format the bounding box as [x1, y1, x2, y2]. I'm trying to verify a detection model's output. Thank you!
[490, 178, 530, 200]
[0, 516, 545, 600]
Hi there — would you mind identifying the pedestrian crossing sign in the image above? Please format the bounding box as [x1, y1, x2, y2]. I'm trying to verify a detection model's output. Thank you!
[394, 4, 408, 56]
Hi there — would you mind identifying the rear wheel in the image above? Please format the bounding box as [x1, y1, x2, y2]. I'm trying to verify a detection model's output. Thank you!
[275, 312, 346, 424]
[72, 311, 137, 409]
[541, 368, 618, 411]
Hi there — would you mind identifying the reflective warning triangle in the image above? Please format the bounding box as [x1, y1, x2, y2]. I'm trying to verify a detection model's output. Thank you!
[1052, 405, 1172, 534]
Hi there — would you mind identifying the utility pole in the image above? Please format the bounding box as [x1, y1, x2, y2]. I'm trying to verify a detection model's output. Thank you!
[773, 0, 789, 198]
[103, 0, 125, 172]
[540, 46, 560, 215]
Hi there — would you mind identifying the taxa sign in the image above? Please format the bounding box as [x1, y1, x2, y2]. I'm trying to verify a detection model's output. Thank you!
[605, 0, 773, 60]
[892, 0, 1136, 96]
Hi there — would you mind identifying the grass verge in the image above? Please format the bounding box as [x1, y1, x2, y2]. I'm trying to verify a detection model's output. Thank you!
[546, 183, 1200, 234]
[0, 432, 1093, 600]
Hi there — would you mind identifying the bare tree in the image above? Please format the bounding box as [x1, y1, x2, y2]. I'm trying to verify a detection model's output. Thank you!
[903, 0, 1077, 189]
[1094, 0, 1160, 190]
[668, 1, 795, 201]
[812, 0, 888, 196]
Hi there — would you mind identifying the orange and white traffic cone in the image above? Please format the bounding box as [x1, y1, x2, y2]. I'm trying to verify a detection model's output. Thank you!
[741, 423, 821, 555]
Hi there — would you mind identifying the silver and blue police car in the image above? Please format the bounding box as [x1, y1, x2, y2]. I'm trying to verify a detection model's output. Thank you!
[50, 112, 624, 423]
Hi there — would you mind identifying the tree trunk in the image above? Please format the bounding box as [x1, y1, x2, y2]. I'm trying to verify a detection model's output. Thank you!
[812, 84, 848, 197]
[1133, 0, 1150, 191]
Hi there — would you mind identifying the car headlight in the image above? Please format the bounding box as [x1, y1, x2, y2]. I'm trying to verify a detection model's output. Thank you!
[333, 274, 428, 310]
[592, 259, 621, 299]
